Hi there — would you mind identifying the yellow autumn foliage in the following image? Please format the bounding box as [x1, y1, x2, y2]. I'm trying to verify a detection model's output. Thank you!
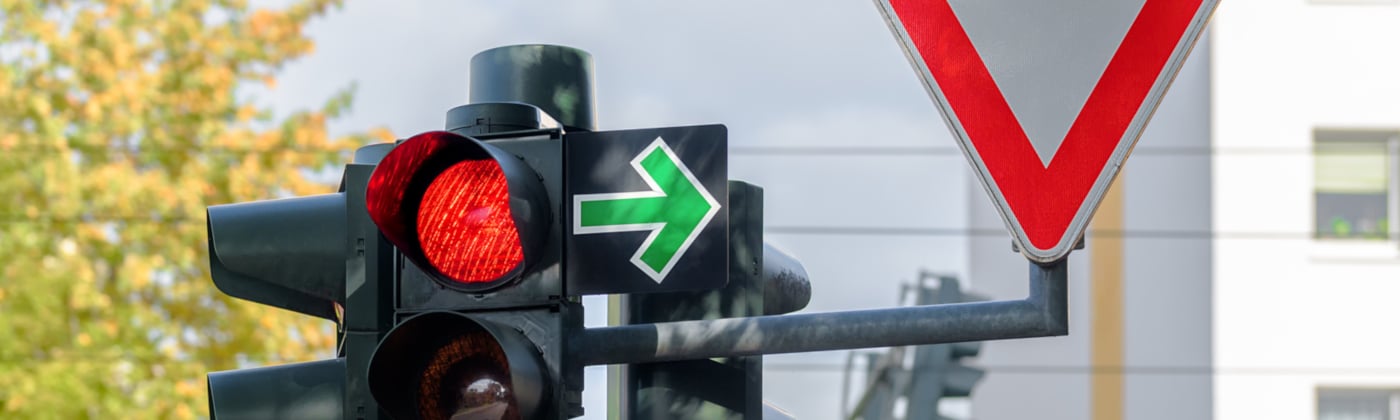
[0, 0, 386, 417]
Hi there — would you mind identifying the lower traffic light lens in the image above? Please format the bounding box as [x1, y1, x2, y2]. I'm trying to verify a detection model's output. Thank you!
[421, 333, 519, 420]
[417, 159, 525, 284]
[369, 313, 549, 420]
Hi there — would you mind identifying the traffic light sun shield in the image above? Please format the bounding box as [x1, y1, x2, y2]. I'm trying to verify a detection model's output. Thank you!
[367, 131, 548, 291]
[207, 359, 345, 419]
[206, 193, 347, 321]
[369, 312, 547, 420]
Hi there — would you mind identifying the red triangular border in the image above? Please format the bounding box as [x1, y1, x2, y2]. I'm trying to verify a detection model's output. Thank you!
[883, 0, 1215, 261]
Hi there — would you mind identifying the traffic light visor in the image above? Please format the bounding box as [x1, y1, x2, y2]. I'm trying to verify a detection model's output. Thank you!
[207, 359, 345, 419]
[206, 194, 346, 320]
[366, 131, 547, 290]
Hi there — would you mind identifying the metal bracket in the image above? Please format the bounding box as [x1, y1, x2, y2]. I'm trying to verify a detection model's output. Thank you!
[573, 258, 1068, 365]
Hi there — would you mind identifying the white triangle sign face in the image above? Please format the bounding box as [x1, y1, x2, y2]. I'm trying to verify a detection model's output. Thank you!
[875, 0, 1219, 263]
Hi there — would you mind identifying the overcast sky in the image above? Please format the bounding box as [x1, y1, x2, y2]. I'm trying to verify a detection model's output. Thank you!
[257, 2, 978, 418]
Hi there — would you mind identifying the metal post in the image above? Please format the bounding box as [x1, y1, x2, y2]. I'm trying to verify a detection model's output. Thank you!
[575, 260, 1067, 366]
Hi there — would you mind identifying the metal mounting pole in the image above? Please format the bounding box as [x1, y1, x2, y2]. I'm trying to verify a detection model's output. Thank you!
[575, 259, 1068, 366]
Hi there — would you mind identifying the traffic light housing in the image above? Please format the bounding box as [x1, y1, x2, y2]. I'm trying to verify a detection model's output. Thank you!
[359, 45, 594, 420]
[361, 112, 583, 419]
[207, 110, 584, 419]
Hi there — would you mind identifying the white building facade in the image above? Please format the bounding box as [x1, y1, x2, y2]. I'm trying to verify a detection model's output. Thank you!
[969, 1, 1400, 419]
[1213, 0, 1400, 419]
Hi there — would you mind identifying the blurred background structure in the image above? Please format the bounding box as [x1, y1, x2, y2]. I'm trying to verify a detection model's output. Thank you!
[3, 0, 1399, 419]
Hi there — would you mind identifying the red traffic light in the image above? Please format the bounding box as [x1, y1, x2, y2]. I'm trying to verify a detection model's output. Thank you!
[366, 131, 548, 291]
[417, 159, 523, 283]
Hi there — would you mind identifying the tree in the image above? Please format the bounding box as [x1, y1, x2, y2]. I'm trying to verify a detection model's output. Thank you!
[0, 0, 387, 417]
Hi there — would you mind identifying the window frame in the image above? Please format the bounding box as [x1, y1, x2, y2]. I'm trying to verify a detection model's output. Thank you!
[1317, 387, 1400, 420]
[1312, 129, 1400, 242]
[1309, 129, 1400, 262]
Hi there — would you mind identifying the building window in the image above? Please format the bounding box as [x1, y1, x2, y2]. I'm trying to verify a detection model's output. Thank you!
[1315, 129, 1400, 240]
[1318, 388, 1400, 420]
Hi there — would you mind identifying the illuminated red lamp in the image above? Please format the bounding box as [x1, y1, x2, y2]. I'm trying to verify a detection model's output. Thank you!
[366, 131, 547, 291]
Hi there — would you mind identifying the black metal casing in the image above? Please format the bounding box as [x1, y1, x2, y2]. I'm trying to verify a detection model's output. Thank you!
[365, 44, 597, 420]
[379, 125, 585, 420]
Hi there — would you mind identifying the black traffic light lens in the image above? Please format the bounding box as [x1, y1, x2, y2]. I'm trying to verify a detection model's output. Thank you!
[420, 334, 519, 420]
[368, 312, 548, 420]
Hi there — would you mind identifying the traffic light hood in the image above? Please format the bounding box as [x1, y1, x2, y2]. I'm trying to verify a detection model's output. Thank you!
[207, 359, 345, 419]
[206, 193, 347, 321]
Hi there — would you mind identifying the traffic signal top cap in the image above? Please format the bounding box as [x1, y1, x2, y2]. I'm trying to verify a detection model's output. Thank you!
[469, 44, 596, 132]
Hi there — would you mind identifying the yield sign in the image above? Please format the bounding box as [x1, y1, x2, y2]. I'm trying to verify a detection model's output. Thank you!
[875, 0, 1219, 263]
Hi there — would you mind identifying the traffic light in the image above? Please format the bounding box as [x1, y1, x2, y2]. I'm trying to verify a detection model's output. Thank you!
[205, 145, 398, 419]
[360, 45, 590, 420]
[360, 122, 580, 420]
[905, 275, 987, 420]
[205, 44, 592, 419]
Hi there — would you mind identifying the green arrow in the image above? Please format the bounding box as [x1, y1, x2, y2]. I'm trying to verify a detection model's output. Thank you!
[573, 137, 721, 282]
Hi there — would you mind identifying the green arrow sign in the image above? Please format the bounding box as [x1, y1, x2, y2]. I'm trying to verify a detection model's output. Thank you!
[572, 137, 721, 282]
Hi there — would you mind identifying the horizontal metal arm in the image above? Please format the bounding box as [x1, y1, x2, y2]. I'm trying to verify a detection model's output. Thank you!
[575, 259, 1068, 366]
